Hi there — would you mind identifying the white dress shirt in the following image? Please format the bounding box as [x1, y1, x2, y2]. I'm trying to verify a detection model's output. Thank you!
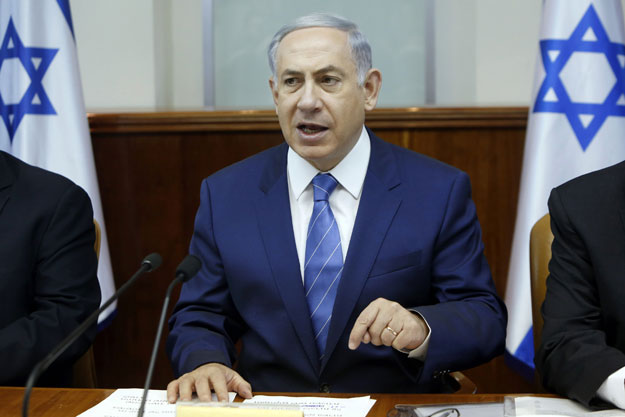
[286, 126, 430, 360]
[597, 366, 625, 408]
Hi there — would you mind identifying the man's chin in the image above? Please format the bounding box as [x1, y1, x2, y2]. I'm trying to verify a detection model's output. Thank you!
[303, 153, 340, 172]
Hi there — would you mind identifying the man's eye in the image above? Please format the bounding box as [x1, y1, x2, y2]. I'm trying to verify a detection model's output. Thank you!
[284, 78, 298, 86]
[322, 77, 338, 86]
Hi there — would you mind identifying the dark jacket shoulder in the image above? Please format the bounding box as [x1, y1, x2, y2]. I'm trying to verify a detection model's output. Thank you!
[550, 160, 625, 217]
[1, 151, 83, 192]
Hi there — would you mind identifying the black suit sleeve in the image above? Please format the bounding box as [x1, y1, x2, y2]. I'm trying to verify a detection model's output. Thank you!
[0, 182, 101, 386]
[536, 187, 625, 406]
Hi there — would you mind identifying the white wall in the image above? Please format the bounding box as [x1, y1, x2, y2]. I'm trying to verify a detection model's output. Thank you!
[434, 0, 477, 105]
[72, 0, 158, 109]
[72, 0, 203, 110]
[70, 0, 605, 111]
[155, 0, 203, 108]
[475, 1, 541, 105]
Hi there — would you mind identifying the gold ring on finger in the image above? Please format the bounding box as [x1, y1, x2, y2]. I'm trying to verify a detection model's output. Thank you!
[385, 326, 398, 337]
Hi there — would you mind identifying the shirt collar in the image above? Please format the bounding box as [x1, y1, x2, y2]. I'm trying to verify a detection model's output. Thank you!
[287, 126, 371, 200]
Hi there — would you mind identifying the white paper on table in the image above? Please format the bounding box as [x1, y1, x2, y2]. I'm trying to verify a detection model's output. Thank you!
[511, 397, 625, 417]
[77, 388, 236, 417]
[244, 395, 376, 417]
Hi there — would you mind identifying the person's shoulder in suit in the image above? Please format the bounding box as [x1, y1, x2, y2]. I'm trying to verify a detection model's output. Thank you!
[1, 150, 89, 201]
[201, 143, 287, 187]
[369, 131, 472, 189]
[551, 159, 625, 214]
[390, 141, 464, 174]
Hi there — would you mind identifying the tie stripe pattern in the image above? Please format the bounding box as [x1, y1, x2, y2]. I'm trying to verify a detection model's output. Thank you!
[304, 173, 343, 360]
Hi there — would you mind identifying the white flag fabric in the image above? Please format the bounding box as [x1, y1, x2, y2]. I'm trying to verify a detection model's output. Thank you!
[0, 0, 116, 326]
[506, 0, 625, 378]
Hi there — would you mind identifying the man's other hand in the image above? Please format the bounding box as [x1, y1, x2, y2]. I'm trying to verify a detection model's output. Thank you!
[348, 298, 429, 351]
[166, 362, 252, 403]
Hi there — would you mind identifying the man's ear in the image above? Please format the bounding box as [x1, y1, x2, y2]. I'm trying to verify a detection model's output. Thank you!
[362, 69, 382, 111]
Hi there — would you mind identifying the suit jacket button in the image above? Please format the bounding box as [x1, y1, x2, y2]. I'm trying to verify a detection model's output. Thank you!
[320, 383, 330, 393]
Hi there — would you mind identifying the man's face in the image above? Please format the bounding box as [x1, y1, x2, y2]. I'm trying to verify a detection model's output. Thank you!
[270, 27, 380, 171]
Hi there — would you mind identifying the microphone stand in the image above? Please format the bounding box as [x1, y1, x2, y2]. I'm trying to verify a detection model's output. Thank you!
[22, 253, 162, 417]
[137, 254, 201, 417]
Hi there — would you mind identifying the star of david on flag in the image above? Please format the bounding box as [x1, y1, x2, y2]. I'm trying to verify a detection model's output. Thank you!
[0, 17, 58, 140]
[533, 4, 625, 151]
[0, 0, 116, 327]
[506, 0, 625, 381]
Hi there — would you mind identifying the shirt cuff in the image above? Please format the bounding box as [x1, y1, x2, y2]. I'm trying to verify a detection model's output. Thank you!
[396, 310, 431, 361]
[597, 365, 625, 409]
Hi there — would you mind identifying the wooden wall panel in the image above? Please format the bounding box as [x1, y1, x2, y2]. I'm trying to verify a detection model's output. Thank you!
[89, 107, 533, 393]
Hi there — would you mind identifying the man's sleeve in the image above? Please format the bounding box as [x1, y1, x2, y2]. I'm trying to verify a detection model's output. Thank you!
[536, 188, 625, 407]
[0, 183, 100, 385]
[413, 171, 507, 380]
[167, 179, 245, 377]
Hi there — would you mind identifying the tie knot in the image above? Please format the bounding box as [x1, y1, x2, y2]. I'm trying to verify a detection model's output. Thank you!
[312, 174, 338, 202]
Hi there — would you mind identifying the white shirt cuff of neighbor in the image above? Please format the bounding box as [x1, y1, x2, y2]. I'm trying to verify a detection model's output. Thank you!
[397, 310, 431, 361]
[597, 365, 625, 409]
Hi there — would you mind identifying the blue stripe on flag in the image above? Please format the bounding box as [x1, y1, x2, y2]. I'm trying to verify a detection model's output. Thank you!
[97, 308, 117, 332]
[515, 327, 535, 368]
[56, 0, 75, 38]
[505, 327, 535, 382]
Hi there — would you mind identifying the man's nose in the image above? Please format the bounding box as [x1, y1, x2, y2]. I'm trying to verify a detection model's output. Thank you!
[297, 83, 322, 112]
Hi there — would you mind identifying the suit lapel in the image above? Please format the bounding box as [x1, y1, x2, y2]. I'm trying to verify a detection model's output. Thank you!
[322, 133, 403, 369]
[254, 144, 320, 374]
[0, 153, 14, 215]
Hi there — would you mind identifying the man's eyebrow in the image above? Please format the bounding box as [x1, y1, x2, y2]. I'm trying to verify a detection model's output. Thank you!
[280, 69, 303, 78]
[280, 66, 347, 79]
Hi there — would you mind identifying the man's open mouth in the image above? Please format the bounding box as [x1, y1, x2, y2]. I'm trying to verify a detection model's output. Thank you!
[298, 123, 328, 134]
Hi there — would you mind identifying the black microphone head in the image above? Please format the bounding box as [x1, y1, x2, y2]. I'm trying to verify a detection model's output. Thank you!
[142, 253, 163, 272]
[175, 254, 202, 283]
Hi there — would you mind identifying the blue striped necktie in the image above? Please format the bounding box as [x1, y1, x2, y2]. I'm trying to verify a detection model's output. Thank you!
[304, 173, 344, 360]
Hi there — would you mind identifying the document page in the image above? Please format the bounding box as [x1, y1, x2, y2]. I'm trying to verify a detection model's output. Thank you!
[244, 395, 376, 417]
[508, 396, 625, 417]
[77, 388, 236, 417]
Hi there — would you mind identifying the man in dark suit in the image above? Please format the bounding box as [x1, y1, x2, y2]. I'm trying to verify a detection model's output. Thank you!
[0, 151, 101, 387]
[166, 13, 506, 402]
[536, 160, 625, 409]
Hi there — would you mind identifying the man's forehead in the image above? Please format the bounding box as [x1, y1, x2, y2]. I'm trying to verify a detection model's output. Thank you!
[275, 27, 353, 71]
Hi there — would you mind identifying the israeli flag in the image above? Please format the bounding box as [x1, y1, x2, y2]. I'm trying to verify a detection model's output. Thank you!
[0, 1, 116, 326]
[506, 0, 625, 379]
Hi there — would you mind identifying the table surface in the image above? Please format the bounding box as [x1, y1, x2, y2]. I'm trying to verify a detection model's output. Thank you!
[0, 387, 520, 417]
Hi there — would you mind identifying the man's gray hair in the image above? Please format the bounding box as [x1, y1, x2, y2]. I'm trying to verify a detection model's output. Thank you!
[267, 13, 372, 86]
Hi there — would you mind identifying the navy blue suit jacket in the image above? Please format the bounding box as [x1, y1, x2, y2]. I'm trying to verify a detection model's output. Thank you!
[167, 130, 506, 393]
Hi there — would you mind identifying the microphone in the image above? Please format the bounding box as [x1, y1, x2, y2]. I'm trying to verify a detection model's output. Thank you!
[22, 253, 163, 417]
[137, 254, 201, 417]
